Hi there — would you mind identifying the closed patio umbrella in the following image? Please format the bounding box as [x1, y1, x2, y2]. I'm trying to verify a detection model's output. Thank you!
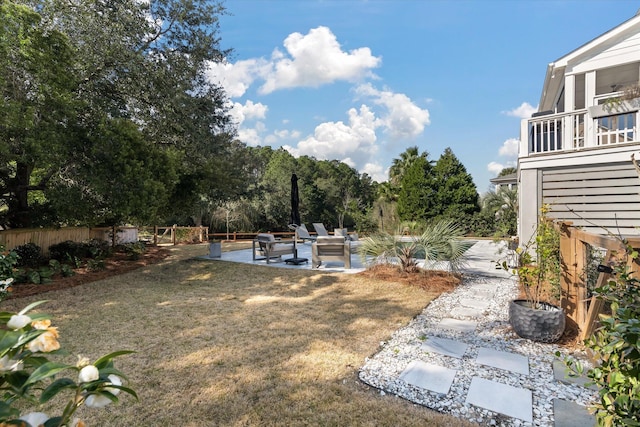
[290, 173, 301, 226]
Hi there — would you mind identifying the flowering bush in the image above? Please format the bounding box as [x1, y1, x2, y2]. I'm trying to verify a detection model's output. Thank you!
[0, 246, 18, 302]
[0, 301, 137, 426]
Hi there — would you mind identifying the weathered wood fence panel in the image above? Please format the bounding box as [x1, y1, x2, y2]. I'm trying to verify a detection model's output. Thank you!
[559, 223, 640, 339]
[0, 226, 209, 255]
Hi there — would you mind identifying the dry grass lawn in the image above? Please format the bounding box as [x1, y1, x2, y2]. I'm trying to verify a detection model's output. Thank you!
[3, 244, 475, 426]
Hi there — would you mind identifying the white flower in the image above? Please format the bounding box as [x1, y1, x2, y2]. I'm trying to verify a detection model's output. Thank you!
[0, 278, 13, 286]
[78, 365, 99, 383]
[104, 374, 122, 396]
[19, 411, 49, 426]
[0, 355, 23, 372]
[7, 314, 31, 330]
[85, 393, 113, 408]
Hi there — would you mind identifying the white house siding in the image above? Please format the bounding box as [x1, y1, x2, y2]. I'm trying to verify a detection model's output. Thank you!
[518, 145, 640, 244]
[543, 162, 640, 234]
[570, 31, 640, 74]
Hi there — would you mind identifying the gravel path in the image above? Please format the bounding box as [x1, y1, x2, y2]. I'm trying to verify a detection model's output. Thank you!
[358, 273, 598, 426]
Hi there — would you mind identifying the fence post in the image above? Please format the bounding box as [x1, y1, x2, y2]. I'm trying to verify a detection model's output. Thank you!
[559, 223, 579, 324]
[172, 225, 176, 245]
[153, 226, 158, 245]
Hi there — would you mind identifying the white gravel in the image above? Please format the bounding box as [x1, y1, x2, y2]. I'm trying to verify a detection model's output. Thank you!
[358, 274, 598, 427]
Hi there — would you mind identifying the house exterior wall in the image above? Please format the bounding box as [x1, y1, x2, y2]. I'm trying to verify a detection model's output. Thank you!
[519, 144, 640, 245]
[518, 13, 640, 246]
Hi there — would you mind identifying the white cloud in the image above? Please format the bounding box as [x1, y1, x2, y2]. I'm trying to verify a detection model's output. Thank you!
[498, 138, 520, 157]
[355, 83, 430, 139]
[487, 161, 506, 176]
[259, 26, 382, 94]
[206, 59, 270, 98]
[487, 160, 517, 177]
[362, 162, 387, 182]
[237, 121, 267, 147]
[503, 102, 537, 119]
[284, 104, 378, 168]
[229, 100, 268, 126]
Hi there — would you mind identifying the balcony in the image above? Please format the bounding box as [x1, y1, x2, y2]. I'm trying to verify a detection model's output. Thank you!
[520, 107, 639, 158]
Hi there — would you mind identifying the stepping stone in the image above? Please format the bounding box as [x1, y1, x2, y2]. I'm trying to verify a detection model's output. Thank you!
[554, 399, 596, 427]
[460, 298, 490, 310]
[399, 360, 457, 395]
[477, 347, 529, 375]
[466, 377, 533, 422]
[450, 306, 482, 318]
[421, 336, 468, 358]
[437, 318, 477, 333]
[552, 360, 597, 389]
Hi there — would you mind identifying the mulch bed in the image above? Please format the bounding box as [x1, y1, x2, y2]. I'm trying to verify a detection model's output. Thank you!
[6, 246, 171, 300]
[357, 264, 462, 293]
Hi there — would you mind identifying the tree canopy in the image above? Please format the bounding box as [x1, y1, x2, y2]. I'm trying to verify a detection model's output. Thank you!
[0, 0, 235, 227]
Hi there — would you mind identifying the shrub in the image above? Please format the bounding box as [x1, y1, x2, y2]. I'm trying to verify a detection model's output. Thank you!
[358, 219, 472, 274]
[0, 245, 18, 301]
[0, 301, 137, 425]
[13, 243, 44, 268]
[49, 240, 83, 262]
[117, 242, 146, 260]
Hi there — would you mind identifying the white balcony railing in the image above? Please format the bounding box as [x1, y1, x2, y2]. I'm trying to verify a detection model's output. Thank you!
[521, 109, 639, 157]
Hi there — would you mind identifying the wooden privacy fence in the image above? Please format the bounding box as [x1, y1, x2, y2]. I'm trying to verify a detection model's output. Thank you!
[559, 223, 640, 340]
[0, 226, 209, 255]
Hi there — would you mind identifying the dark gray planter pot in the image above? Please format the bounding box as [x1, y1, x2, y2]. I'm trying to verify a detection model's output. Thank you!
[508, 299, 566, 343]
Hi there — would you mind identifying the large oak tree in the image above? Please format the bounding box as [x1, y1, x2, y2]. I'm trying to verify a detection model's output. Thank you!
[1, 0, 237, 227]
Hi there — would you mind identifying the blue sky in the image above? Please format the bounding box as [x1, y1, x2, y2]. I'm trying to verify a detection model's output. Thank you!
[208, 0, 639, 192]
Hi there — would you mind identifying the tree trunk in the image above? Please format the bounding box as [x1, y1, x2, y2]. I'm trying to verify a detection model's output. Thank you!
[7, 162, 34, 228]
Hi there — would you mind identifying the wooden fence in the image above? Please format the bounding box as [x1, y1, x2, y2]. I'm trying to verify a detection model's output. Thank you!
[0, 226, 209, 255]
[559, 223, 640, 339]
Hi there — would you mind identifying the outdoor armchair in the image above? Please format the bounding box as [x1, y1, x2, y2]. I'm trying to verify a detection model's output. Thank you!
[253, 233, 296, 264]
[291, 224, 316, 242]
[311, 236, 351, 269]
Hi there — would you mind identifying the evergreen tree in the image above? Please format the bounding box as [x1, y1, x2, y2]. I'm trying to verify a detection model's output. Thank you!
[432, 148, 480, 222]
[396, 156, 436, 221]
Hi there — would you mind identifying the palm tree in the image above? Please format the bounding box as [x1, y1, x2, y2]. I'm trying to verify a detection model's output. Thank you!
[389, 146, 431, 185]
[482, 187, 518, 236]
[358, 219, 473, 274]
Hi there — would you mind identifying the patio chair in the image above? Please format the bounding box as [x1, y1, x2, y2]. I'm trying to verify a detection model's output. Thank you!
[290, 224, 316, 243]
[252, 233, 295, 264]
[312, 223, 329, 237]
[311, 236, 351, 269]
[334, 228, 361, 252]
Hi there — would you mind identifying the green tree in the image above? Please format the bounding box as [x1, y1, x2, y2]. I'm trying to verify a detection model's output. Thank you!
[481, 187, 518, 237]
[396, 156, 436, 221]
[498, 167, 517, 177]
[1, 0, 235, 227]
[0, 1, 79, 226]
[432, 147, 480, 222]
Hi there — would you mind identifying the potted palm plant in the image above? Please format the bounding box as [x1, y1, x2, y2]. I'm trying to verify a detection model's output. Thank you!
[501, 205, 565, 343]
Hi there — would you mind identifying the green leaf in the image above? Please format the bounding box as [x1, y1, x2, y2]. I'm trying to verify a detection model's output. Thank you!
[0, 400, 20, 420]
[40, 377, 77, 403]
[24, 362, 73, 386]
[18, 300, 48, 316]
[93, 350, 135, 369]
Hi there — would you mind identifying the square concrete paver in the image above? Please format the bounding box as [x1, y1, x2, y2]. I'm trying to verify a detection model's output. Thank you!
[476, 347, 529, 375]
[459, 298, 490, 310]
[421, 336, 468, 358]
[450, 306, 482, 318]
[553, 360, 597, 389]
[553, 399, 596, 427]
[437, 318, 477, 333]
[466, 377, 533, 422]
[399, 360, 457, 395]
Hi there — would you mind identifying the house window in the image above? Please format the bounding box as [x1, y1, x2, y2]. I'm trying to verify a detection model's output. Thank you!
[596, 112, 636, 145]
